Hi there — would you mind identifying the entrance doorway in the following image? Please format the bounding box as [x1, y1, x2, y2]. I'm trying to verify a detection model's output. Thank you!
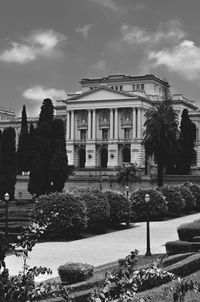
[123, 147, 130, 163]
[100, 148, 108, 168]
[79, 148, 86, 168]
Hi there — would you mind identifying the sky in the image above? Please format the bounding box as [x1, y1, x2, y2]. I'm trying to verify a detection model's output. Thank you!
[1, 0, 200, 117]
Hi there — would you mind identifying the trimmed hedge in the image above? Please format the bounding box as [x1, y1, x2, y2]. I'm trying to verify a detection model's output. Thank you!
[165, 240, 192, 255]
[130, 188, 168, 220]
[32, 192, 87, 234]
[182, 182, 200, 209]
[58, 262, 94, 284]
[71, 187, 110, 225]
[166, 253, 200, 277]
[157, 185, 185, 215]
[176, 185, 195, 212]
[177, 219, 200, 241]
[162, 253, 192, 267]
[104, 190, 131, 224]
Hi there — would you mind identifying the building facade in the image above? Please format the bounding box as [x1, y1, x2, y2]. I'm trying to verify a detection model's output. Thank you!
[56, 74, 200, 170]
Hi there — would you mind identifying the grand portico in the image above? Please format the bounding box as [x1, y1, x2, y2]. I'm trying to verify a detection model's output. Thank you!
[56, 74, 200, 170]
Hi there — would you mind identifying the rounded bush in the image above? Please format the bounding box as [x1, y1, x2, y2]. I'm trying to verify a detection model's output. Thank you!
[165, 240, 192, 255]
[32, 192, 87, 234]
[58, 262, 94, 284]
[130, 188, 168, 220]
[177, 219, 200, 241]
[176, 185, 195, 212]
[157, 185, 185, 215]
[182, 182, 200, 209]
[71, 187, 110, 224]
[104, 190, 131, 224]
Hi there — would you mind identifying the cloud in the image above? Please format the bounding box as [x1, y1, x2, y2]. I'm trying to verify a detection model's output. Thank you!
[149, 40, 200, 80]
[0, 29, 66, 63]
[87, 0, 120, 11]
[121, 20, 185, 45]
[75, 24, 93, 39]
[23, 86, 67, 101]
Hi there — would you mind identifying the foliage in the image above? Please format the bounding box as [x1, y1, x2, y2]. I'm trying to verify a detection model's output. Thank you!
[162, 253, 192, 268]
[166, 253, 200, 277]
[130, 188, 168, 220]
[182, 182, 200, 209]
[58, 262, 94, 284]
[165, 240, 192, 255]
[32, 192, 87, 235]
[157, 185, 185, 215]
[176, 109, 196, 174]
[177, 219, 200, 241]
[72, 187, 110, 225]
[17, 105, 30, 174]
[104, 190, 131, 224]
[118, 163, 137, 186]
[90, 250, 176, 302]
[176, 185, 196, 212]
[143, 100, 179, 186]
[38, 98, 54, 126]
[0, 127, 16, 200]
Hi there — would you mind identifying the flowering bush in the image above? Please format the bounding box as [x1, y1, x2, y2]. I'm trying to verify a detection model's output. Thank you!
[90, 250, 176, 302]
[130, 188, 168, 220]
[58, 262, 94, 284]
[157, 185, 185, 215]
[104, 190, 131, 224]
[177, 185, 196, 212]
[71, 187, 110, 225]
[32, 192, 87, 235]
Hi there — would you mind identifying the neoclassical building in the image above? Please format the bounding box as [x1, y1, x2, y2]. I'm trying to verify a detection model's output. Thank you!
[55, 74, 200, 170]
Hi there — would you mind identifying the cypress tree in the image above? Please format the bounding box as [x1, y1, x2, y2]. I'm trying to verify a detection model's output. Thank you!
[38, 98, 54, 126]
[176, 109, 195, 174]
[0, 127, 16, 200]
[17, 105, 30, 173]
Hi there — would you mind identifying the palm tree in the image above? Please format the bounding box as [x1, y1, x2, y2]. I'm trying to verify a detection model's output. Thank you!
[143, 100, 179, 187]
[118, 163, 137, 187]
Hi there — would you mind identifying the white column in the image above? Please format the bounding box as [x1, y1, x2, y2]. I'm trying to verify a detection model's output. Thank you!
[71, 110, 74, 140]
[88, 109, 91, 139]
[138, 108, 141, 138]
[92, 109, 96, 139]
[114, 108, 118, 139]
[132, 108, 136, 138]
[66, 110, 70, 140]
[110, 108, 114, 139]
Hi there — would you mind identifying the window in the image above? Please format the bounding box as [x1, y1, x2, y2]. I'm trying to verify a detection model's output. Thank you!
[120, 85, 123, 90]
[80, 129, 87, 140]
[115, 86, 118, 90]
[132, 84, 136, 90]
[141, 84, 144, 90]
[124, 128, 131, 139]
[136, 84, 140, 90]
[102, 129, 108, 140]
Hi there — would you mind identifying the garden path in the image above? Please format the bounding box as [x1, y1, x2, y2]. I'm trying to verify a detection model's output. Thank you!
[6, 213, 200, 282]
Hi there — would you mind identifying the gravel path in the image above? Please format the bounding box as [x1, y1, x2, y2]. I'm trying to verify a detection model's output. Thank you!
[6, 213, 200, 282]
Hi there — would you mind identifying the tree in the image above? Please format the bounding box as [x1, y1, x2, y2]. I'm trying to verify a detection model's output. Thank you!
[0, 127, 16, 200]
[176, 109, 196, 174]
[38, 98, 54, 126]
[144, 100, 179, 186]
[118, 163, 137, 187]
[17, 105, 30, 173]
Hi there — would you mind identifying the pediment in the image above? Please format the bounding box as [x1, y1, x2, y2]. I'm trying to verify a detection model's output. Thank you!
[68, 87, 134, 102]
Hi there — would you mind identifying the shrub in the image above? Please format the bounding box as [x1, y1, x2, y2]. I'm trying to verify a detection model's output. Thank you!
[104, 190, 131, 224]
[71, 187, 110, 225]
[165, 240, 192, 255]
[182, 182, 200, 209]
[177, 219, 200, 241]
[176, 185, 195, 212]
[166, 253, 200, 277]
[157, 185, 185, 215]
[32, 192, 87, 235]
[162, 253, 192, 267]
[58, 262, 94, 284]
[130, 188, 168, 220]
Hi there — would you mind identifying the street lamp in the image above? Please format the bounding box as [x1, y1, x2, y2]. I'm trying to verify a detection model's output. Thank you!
[125, 185, 129, 199]
[99, 174, 103, 191]
[125, 186, 130, 227]
[4, 193, 9, 242]
[145, 193, 152, 256]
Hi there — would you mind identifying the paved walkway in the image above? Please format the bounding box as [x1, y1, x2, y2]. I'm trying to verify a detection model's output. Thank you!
[6, 213, 200, 282]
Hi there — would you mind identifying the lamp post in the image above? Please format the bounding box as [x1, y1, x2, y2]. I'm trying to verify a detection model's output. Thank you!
[125, 185, 129, 199]
[99, 174, 103, 191]
[145, 193, 152, 256]
[4, 193, 9, 242]
[125, 186, 130, 227]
